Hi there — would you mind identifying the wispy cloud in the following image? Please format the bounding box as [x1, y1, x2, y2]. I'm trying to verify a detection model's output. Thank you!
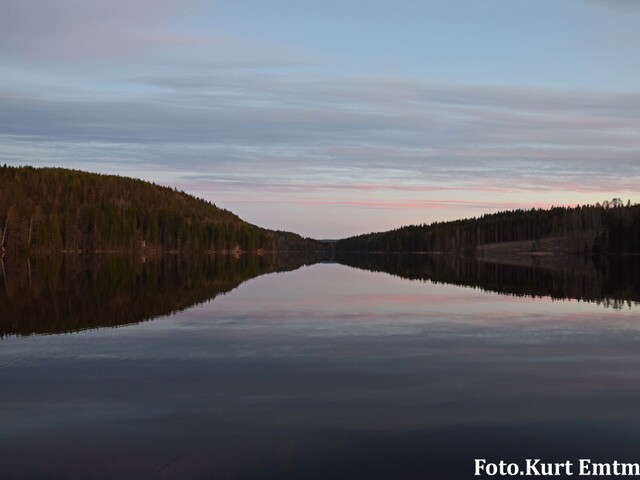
[0, 0, 215, 62]
[281, 198, 556, 211]
[2, 74, 639, 178]
[583, 0, 640, 13]
[2, 60, 639, 236]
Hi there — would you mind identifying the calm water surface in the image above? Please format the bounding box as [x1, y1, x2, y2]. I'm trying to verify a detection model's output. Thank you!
[1, 256, 640, 479]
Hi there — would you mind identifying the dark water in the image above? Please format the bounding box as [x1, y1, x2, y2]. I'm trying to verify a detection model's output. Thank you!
[1, 254, 640, 479]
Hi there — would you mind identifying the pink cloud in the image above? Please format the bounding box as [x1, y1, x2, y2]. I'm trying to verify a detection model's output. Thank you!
[242, 198, 557, 211]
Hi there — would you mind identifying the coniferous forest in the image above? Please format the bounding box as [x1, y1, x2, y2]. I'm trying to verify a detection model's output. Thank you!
[335, 200, 640, 256]
[0, 165, 322, 255]
[2, 165, 639, 258]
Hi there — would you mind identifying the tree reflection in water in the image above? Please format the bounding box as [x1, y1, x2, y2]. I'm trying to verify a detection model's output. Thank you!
[2, 252, 638, 337]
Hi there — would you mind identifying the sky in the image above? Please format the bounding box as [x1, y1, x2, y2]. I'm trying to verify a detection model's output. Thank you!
[1, 0, 639, 239]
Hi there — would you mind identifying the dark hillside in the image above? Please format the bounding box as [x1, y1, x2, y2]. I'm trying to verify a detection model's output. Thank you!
[335, 201, 640, 256]
[0, 165, 322, 254]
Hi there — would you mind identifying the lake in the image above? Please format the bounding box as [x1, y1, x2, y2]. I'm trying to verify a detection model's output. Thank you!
[1, 254, 639, 479]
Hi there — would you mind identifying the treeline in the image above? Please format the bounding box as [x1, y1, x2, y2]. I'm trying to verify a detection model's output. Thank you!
[0, 165, 322, 254]
[335, 201, 640, 255]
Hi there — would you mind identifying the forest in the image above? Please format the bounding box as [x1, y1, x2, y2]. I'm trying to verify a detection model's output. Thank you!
[335, 200, 640, 256]
[0, 165, 322, 254]
[3, 165, 639, 258]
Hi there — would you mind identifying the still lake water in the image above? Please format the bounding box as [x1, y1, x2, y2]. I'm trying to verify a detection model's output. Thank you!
[1, 254, 640, 479]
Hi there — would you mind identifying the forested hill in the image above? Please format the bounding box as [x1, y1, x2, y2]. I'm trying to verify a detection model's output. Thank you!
[335, 201, 640, 256]
[0, 165, 322, 254]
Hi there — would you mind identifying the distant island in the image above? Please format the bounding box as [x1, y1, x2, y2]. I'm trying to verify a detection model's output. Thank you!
[0, 165, 322, 255]
[1, 165, 638, 257]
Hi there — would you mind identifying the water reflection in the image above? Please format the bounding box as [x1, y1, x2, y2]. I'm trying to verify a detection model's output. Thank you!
[336, 253, 640, 309]
[0, 253, 321, 337]
[1, 264, 640, 479]
[2, 252, 639, 338]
